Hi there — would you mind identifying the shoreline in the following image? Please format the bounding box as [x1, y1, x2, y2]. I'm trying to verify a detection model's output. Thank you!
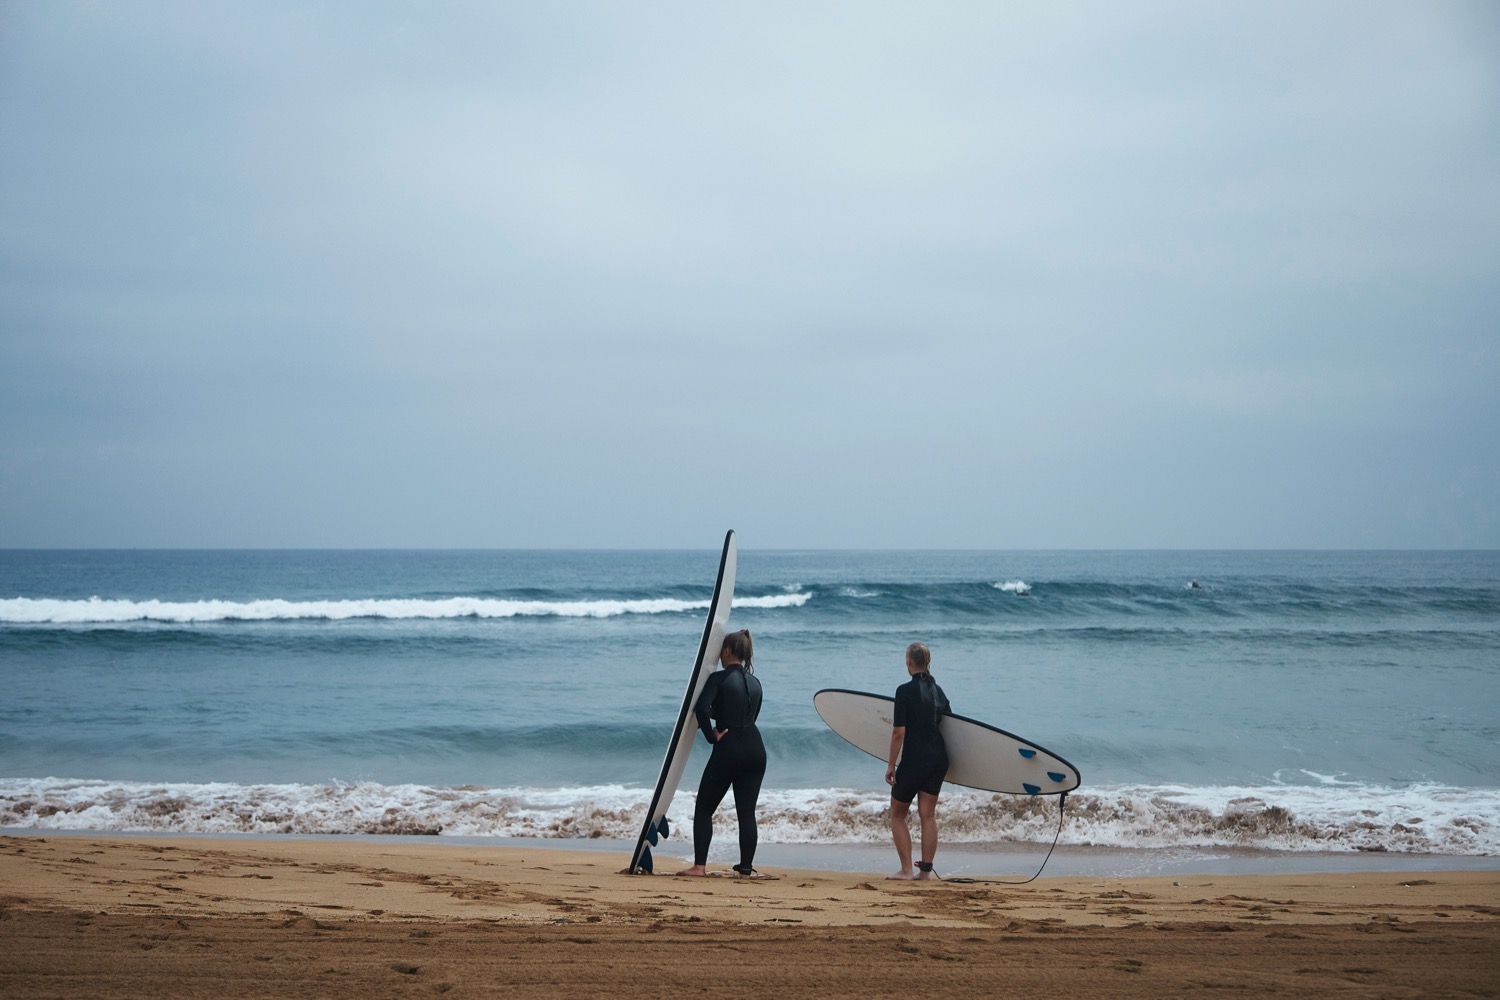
[3, 833, 1498, 997]
[7, 825, 1496, 879]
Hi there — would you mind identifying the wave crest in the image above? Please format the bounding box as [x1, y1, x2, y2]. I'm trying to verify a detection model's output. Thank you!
[0, 591, 811, 624]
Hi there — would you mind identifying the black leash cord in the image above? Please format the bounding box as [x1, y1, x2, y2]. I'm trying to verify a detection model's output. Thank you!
[937, 791, 1068, 886]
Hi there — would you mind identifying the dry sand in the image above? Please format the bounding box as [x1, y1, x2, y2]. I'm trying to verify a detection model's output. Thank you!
[2, 834, 1498, 997]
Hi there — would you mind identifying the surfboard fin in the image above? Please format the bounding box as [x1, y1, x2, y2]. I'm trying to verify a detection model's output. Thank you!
[658, 816, 671, 840]
[647, 824, 660, 847]
[638, 846, 654, 874]
[1048, 771, 1066, 784]
[1018, 748, 1037, 759]
[1023, 783, 1041, 795]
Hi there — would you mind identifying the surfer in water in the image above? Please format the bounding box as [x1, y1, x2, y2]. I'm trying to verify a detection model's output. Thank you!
[886, 642, 950, 880]
[677, 629, 769, 878]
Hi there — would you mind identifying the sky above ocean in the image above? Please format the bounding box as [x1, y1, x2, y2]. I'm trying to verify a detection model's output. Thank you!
[0, 1, 1496, 550]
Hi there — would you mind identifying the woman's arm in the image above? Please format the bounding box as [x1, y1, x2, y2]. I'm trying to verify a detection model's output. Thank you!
[695, 674, 721, 744]
[885, 726, 905, 786]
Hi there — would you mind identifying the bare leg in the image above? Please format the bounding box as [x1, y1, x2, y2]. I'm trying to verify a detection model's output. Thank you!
[915, 791, 939, 879]
[887, 797, 915, 879]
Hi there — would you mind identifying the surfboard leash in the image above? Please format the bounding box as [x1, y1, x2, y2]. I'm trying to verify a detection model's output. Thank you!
[936, 791, 1068, 886]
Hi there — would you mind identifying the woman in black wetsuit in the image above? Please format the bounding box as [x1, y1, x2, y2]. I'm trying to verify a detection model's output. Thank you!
[677, 629, 767, 878]
[885, 641, 949, 880]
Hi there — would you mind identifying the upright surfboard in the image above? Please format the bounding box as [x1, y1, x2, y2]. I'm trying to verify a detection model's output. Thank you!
[628, 530, 738, 874]
[813, 688, 1080, 796]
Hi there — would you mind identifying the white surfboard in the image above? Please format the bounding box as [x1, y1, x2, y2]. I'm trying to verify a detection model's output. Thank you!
[628, 530, 737, 874]
[813, 688, 1081, 796]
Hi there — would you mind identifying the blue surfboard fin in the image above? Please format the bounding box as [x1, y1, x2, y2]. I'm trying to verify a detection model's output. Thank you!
[1023, 782, 1041, 795]
[658, 816, 671, 840]
[638, 846, 653, 874]
[1048, 772, 1066, 784]
[647, 824, 659, 846]
[1018, 748, 1037, 759]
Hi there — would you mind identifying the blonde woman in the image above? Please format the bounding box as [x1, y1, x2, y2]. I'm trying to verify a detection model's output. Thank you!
[885, 642, 949, 880]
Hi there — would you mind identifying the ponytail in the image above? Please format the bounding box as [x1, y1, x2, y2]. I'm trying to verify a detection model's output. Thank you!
[723, 629, 754, 672]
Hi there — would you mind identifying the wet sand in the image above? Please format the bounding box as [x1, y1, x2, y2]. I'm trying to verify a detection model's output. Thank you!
[3, 834, 1498, 997]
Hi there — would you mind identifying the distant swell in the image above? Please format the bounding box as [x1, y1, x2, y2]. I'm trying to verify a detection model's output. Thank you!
[0, 592, 811, 624]
[2, 778, 1493, 855]
[6, 575, 1497, 625]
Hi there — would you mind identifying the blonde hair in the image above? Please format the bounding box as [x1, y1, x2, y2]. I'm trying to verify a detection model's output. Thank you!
[906, 642, 931, 671]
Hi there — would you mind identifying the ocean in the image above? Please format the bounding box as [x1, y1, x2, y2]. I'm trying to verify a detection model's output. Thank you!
[2, 547, 1497, 874]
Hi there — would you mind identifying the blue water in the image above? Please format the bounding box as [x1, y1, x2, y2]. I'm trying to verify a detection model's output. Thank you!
[2, 548, 1497, 855]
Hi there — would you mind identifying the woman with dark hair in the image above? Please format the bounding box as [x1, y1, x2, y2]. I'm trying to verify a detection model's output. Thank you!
[677, 629, 769, 878]
[885, 641, 949, 880]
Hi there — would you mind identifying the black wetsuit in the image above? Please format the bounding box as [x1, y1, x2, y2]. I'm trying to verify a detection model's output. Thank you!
[691, 664, 766, 870]
[891, 672, 949, 803]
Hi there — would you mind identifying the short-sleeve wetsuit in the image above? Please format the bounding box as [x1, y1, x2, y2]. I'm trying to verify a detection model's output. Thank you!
[891, 672, 949, 804]
[691, 664, 766, 871]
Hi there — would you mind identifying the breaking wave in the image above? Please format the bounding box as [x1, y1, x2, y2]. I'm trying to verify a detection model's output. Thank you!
[2, 778, 1494, 855]
[0, 592, 811, 624]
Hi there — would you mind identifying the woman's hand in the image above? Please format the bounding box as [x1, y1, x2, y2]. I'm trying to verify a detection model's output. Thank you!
[715, 728, 730, 743]
[887, 727, 905, 787]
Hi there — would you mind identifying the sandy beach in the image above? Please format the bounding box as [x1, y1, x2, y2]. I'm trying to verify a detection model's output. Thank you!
[2, 834, 1497, 998]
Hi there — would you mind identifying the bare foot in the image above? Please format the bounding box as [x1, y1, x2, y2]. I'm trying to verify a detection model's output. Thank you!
[675, 865, 708, 877]
[916, 869, 935, 880]
[886, 870, 916, 881]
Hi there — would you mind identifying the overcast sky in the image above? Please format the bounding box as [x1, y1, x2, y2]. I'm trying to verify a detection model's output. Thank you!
[1, 1, 1496, 549]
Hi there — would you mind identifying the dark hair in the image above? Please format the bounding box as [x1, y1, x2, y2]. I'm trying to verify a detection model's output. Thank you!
[723, 629, 753, 671]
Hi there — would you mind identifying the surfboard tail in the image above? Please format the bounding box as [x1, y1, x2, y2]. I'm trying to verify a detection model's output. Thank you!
[631, 816, 672, 874]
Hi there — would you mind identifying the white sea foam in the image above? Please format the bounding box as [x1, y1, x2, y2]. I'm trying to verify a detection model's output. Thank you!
[994, 580, 1031, 595]
[838, 587, 882, 598]
[1057, 783, 1499, 855]
[735, 593, 811, 609]
[2, 778, 1494, 855]
[0, 778, 647, 838]
[0, 592, 810, 624]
